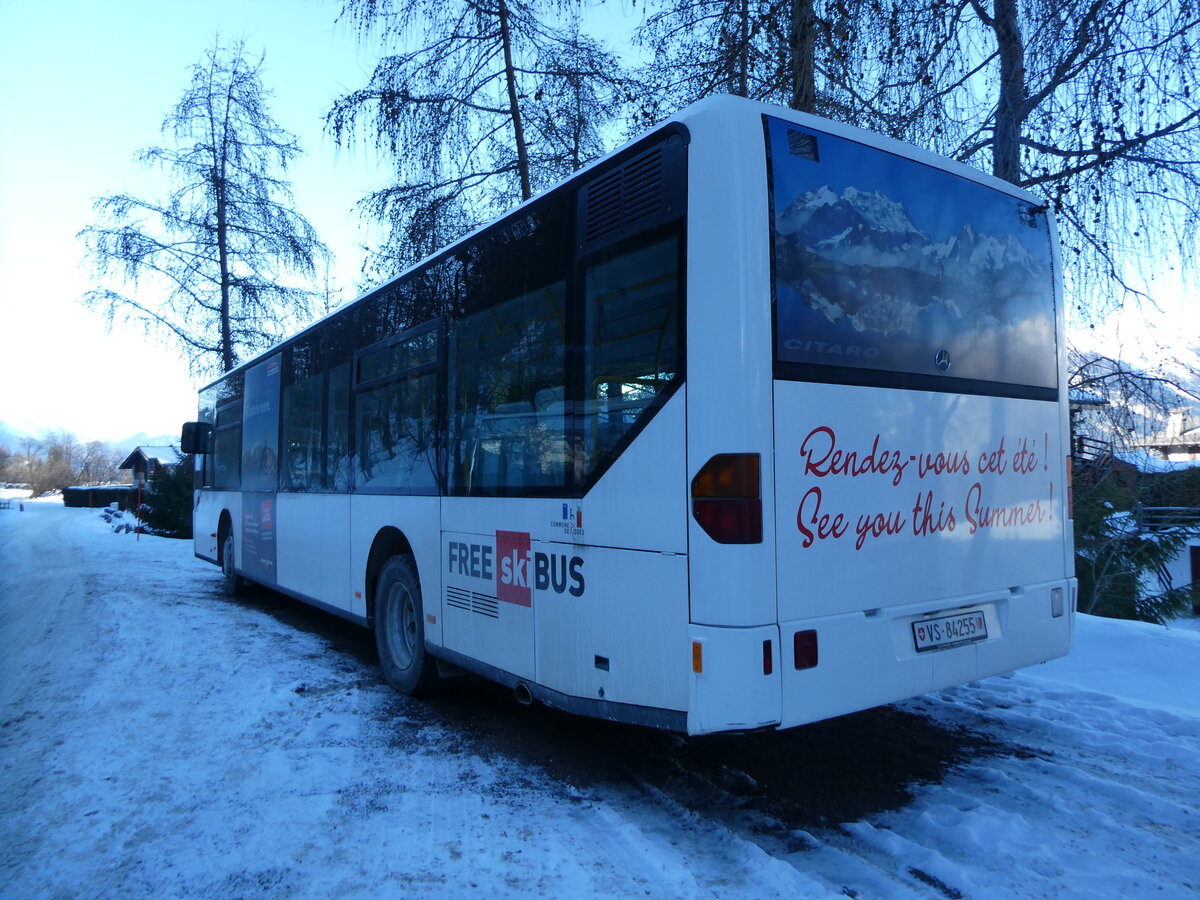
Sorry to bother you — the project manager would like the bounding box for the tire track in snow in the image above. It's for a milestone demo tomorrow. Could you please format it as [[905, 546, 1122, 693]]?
[[853, 676, 1200, 898]]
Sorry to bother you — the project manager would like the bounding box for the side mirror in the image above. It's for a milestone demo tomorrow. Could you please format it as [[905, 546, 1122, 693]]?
[[180, 421, 212, 455]]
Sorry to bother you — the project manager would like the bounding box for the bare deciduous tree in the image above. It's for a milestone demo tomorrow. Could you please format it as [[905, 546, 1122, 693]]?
[[633, 0, 905, 125], [634, 0, 802, 122], [835, 0, 1200, 320], [636, 0, 1198, 325], [79, 440, 123, 486], [328, 0, 630, 279]]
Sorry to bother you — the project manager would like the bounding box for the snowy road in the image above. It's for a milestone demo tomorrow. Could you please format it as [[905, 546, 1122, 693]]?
[[2, 499, 1198, 898]]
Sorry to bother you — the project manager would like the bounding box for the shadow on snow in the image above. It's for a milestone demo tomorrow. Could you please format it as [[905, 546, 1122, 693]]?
[[213, 577, 1003, 841]]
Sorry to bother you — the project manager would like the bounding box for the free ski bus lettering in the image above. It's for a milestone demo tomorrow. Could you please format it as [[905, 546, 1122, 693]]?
[[451, 531, 585, 605]]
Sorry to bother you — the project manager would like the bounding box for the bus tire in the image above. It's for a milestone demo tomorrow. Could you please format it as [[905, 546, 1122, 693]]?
[[221, 531, 248, 597], [375, 555, 437, 695]]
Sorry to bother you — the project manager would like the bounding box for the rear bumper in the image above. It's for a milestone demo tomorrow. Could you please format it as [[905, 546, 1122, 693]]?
[[775, 578, 1075, 730], [686, 578, 1074, 735], [687, 622, 782, 734]]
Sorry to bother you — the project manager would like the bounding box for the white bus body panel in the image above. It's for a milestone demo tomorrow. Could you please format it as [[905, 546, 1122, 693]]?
[[776, 382, 1069, 617], [194, 490, 239, 564], [440, 517, 537, 680], [352, 494, 442, 624], [682, 99, 778, 630], [276, 494, 351, 611], [570, 389, 689, 555], [438, 392, 690, 714], [536, 545, 689, 713], [774, 381, 1074, 728]]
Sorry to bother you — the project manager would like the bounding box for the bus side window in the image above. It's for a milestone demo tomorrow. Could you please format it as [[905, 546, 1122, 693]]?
[[197, 386, 219, 489], [325, 315, 354, 493], [355, 369, 440, 492], [582, 234, 680, 477], [353, 322, 442, 493], [450, 282, 569, 495], [212, 402, 243, 491], [326, 361, 351, 492], [282, 336, 324, 493]]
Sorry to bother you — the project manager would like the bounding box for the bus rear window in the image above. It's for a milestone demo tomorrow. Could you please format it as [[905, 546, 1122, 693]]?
[[765, 116, 1058, 396]]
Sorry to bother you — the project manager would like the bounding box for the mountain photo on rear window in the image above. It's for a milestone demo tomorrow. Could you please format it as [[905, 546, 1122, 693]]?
[[766, 116, 1058, 391]]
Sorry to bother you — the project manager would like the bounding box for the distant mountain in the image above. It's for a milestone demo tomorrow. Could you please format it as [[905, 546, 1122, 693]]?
[[0, 421, 177, 454], [111, 433, 180, 455], [0, 422, 35, 452]]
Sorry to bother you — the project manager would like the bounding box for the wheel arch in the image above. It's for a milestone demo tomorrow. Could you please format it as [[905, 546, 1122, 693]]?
[[366, 526, 415, 625]]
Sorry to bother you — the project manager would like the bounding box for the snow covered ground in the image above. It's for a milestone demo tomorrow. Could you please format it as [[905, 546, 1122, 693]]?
[[2, 496, 1198, 898]]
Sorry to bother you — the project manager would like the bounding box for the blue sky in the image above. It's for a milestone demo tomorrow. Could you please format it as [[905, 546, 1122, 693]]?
[[0, 0, 380, 441], [0, 2, 1192, 443]]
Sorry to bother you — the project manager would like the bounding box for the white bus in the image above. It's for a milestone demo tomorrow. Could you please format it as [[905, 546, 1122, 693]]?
[[182, 95, 1074, 735]]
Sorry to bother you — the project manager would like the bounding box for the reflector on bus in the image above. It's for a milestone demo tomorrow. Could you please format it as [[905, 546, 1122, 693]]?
[[793, 630, 818, 671]]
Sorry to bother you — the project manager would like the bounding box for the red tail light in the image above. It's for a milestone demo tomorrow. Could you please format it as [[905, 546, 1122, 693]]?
[[691, 453, 762, 544]]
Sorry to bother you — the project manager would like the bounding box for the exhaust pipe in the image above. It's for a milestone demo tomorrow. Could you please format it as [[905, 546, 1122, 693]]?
[[514, 682, 534, 706]]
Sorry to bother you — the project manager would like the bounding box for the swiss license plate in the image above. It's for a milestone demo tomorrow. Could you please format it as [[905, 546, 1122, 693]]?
[[912, 609, 988, 653]]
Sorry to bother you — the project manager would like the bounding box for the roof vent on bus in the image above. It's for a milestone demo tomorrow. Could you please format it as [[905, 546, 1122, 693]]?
[[577, 134, 686, 254]]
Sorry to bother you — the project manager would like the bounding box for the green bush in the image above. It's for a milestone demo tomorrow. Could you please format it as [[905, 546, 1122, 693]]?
[[138, 452, 195, 539], [1073, 473, 1198, 623]]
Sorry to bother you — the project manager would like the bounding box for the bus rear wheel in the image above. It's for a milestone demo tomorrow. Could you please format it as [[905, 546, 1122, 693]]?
[[375, 555, 437, 695], [221, 531, 248, 597]]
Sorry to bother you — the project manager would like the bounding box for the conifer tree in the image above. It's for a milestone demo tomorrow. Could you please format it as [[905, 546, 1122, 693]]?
[[81, 39, 329, 374]]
